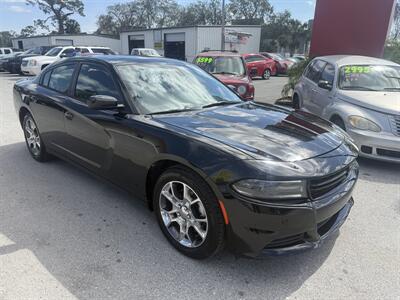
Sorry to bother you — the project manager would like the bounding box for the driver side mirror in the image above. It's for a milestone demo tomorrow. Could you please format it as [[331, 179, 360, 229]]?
[[87, 95, 123, 110], [318, 80, 333, 91]]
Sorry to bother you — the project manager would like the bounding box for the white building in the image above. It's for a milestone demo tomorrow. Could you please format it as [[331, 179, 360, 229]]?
[[120, 25, 261, 62], [12, 34, 121, 53]]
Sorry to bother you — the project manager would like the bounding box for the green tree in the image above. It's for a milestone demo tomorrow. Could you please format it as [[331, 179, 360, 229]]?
[[384, 39, 400, 64], [26, 0, 85, 34], [20, 25, 37, 37], [177, 0, 221, 26], [228, 0, 272, 24], [0, 31, 16, 47], [64, 19, 81, 34]]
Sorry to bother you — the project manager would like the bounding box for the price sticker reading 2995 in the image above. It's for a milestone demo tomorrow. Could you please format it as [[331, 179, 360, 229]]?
[[344, 65, 371, 74], [196, 57, 213, 64]]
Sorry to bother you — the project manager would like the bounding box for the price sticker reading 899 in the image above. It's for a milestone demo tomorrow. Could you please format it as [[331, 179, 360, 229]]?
[[196, 57, 213, 64], [344, 65, 371, 74]]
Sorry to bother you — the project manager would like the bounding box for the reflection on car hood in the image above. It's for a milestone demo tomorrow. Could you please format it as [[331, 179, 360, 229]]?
[[339, 90, 400, 115], [213, 74, 250, 85], [155, 102, 346, 162]]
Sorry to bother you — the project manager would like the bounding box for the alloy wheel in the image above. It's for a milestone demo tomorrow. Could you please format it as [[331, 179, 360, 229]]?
[[159, 181, 208, 248], [263, 69, 271, 79], [24, 116, 41, 156]]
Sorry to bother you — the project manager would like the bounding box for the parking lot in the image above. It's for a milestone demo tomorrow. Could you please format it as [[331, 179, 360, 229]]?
[[0, 72, 399, 300]]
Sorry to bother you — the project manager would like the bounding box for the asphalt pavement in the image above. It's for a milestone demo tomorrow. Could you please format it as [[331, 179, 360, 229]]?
[[0, 72, 399, 300]]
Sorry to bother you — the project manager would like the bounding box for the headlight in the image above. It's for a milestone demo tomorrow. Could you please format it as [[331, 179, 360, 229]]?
[[348, 115, 381, 132], [29, 60, 37, 66], [237, 85, 247, 95], [232, 179, 307, 200]]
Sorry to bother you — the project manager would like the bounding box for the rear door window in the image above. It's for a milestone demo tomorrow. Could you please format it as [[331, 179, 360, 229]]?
[[4, 49, 11, 54], [48, 64, 75, 93]]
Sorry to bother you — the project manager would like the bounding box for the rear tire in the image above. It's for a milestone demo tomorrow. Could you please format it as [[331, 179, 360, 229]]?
[[22, 114, 51, 162], [292, 93, 301, 109], [153, 166, 225, 259]]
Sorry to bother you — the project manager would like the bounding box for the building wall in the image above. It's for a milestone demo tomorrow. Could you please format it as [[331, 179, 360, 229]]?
[[120, 26, 261, 61], [310, 0, 395, 57], [12, 35, 121, 52], [197, 26, 261, 55]]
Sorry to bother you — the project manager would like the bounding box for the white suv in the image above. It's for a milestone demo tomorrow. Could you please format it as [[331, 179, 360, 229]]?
[[21, 46, 115, 75]]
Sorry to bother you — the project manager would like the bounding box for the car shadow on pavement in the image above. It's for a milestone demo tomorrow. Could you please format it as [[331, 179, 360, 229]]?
[[0, 142, 338, 299]]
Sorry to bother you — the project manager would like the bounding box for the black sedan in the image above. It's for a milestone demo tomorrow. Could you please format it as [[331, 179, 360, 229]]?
[[13, 56, 359, 259], [8, 46, 54, 74]]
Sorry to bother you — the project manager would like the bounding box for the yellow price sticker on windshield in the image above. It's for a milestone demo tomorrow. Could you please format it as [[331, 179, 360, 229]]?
[[344, 66, 371, 74], [196, 57, 213, 64]]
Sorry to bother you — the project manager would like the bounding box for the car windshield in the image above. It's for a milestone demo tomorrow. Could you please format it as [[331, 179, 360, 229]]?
[[271, 54, 285, 60], [92, 48, 116, 55], [139, 49, 160, 56], [45, 47, 62, 57], [194, 56, 245, 76], [117, 62, 242, 114], [339, 65, 400, 91]]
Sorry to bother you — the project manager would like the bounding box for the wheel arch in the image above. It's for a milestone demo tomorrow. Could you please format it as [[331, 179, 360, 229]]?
[[19, 106, 31, 126]]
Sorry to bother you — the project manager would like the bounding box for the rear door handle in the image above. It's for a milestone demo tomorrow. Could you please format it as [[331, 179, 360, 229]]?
[[65, 111, 74, 120]]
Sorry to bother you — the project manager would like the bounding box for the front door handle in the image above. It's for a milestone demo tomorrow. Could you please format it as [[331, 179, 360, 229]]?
[[65, 111, 74, 120]]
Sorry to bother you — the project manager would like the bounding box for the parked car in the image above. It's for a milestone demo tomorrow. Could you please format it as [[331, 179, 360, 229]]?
[[294, 55, 400, 163], [14, 55, 359, 259], [0, 51, 23, 71], [21, 46, 115, 75], [293, 54, 307, 61], [131, 48, 161, 57], [194, 50, 254, 100], [0, 47, 13, 59], [242, 53, 277, 79], [8, 46, 55, 74], [260, 52, 295, 75]]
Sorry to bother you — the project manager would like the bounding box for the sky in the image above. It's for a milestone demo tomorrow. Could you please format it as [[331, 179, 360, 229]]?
[[0, 0, 316, 34]]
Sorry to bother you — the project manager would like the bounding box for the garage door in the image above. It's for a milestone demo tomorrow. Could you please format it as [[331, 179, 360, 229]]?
[[129, 35, 145, 54], [164, 33, 185, 61]]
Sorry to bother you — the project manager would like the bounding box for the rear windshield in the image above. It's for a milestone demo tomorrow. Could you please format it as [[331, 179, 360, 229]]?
[[194, 56, 245, 76], [339, 65, 400, 92]]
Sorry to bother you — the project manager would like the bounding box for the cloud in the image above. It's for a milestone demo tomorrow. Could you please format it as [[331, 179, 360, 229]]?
[[8, 5, 31, 13], [306, 0, 316, 6]]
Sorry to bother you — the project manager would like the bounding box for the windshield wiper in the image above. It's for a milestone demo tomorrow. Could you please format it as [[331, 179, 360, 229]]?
[[341, 86, 378, 91], [149, 107, 200, 115], [202, 101, 241, 108], [383, 87, 400, 91], [212, 71, 237, 75]]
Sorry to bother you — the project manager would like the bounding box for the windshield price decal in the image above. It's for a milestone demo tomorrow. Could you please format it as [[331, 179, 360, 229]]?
[[196, 57, 213, 63], [344, 66, 371, 74]]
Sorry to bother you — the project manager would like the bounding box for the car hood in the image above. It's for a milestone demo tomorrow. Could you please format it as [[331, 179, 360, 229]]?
[[339, 90, 400, 115], [154, 102, 347, 162], [23, 55, 57, 63], [213, 74, 250, 85]]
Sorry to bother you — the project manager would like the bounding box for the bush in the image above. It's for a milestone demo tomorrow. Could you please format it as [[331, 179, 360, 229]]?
[[384, 40, 400, 64], [281, 58, 311, 98]]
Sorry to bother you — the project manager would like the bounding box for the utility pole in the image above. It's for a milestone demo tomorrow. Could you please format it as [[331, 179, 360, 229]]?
[[221, 0, 225, 50]]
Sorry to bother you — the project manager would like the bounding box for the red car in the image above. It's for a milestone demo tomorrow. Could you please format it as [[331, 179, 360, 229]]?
[[260, 52, 295, 75], [194, 51, 255, 100], [242, 53, 277, 79]]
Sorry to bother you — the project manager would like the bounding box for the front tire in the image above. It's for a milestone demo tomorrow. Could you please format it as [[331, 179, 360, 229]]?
[[153, 167, 225, 259], [23, 114, 50, 162], [262, 69, 271, 80]]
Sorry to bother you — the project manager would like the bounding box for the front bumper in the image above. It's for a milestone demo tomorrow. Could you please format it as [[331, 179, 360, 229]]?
[[348, 128, 400, 163], [21, 65, 41, 76], [222, 163, 358, 257]]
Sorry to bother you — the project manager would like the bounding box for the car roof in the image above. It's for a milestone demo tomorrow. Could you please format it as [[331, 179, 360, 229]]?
[[57, 55, 187, 66], [197, 51, 241, 57], [316, 55, 399, 67]]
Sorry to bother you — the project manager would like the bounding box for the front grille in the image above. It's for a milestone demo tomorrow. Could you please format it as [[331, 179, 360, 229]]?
[[21, 60, 28, 67], [389, 115, 400, 136], [265, 233, 304, 249], [377, 148, 400, 159], [309, 167, 349, 199]]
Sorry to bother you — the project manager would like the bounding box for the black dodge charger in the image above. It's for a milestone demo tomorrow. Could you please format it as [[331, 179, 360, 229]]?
[[13, 56, 359, 259]]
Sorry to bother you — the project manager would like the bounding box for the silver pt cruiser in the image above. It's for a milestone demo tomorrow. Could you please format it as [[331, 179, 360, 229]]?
[[294, 55, 400, 163]]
